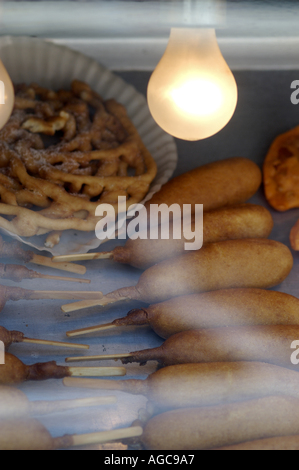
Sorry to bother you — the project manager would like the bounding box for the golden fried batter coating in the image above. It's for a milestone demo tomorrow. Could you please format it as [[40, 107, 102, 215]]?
[[263, 125, 299, 211]]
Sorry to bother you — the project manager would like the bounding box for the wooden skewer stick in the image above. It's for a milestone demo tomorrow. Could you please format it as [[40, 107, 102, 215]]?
[[0, 352, 127, 386], [0, 285, 104, 315], [0, 418, 143, 450], [67, 366, 127, 377], [51, 229, 120, 264], [65, 354, 133, 363], [31, 254, 86, 275], [0, 235, 86, 275], [0, 325, 90, 351], [32, 274, 91, 284], [63, 377, 125, 390], [0, 386, 117, 419], [22, 338, 90, 350], [66, 426, 143, 449], [30, 395, 117, 416], [66, 323, 117, 338], [61, 296, 128, 313], [28, 290, 103, 301], [53, 252, 113, 263]]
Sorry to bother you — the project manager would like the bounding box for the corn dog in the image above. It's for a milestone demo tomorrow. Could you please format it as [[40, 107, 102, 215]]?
[[81, 325, 299, 370], [63, 361, 299, 411], [143, 156, 262, 213], [61, 238, 293, 313], [141, 396, 299, 450], [66, 288, 299, 340], [105, 203, 274, 269], [127, 238, 293, 304], [54, 203, 273, 270]]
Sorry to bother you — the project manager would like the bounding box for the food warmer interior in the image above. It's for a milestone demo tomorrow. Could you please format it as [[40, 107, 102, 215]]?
[[1, 0, 299, 452]]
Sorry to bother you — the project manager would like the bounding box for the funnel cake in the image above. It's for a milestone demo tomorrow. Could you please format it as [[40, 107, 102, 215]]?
[[0, 80, 157, 244]]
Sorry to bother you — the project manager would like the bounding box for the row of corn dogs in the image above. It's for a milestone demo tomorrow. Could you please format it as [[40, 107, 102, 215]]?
[[50, 156, 299, 450], [1, 156, 298, 450]]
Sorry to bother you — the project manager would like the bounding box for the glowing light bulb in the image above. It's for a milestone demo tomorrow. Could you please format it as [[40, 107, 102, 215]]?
[[147, 28, 238, 141], [0, 60, 14, 130]]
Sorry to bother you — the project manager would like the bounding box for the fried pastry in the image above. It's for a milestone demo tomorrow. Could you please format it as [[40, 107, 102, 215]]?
[[0, 80, 157, 244], [263, 124, 299, 211]]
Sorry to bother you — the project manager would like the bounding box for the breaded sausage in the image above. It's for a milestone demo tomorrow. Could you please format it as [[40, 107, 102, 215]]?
[[120, 325, 299, 370], [112, 204, 274, 269], [141, 396, 299, 450], [62, 239, 293, 314], [110, 239, 293, 304], [90, 288, 299, 340], [144, 157, 262, 212], [63, 361, 299, 411]]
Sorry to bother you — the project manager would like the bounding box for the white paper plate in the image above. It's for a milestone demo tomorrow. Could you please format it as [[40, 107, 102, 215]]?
[[0, 36, 178, 255]]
